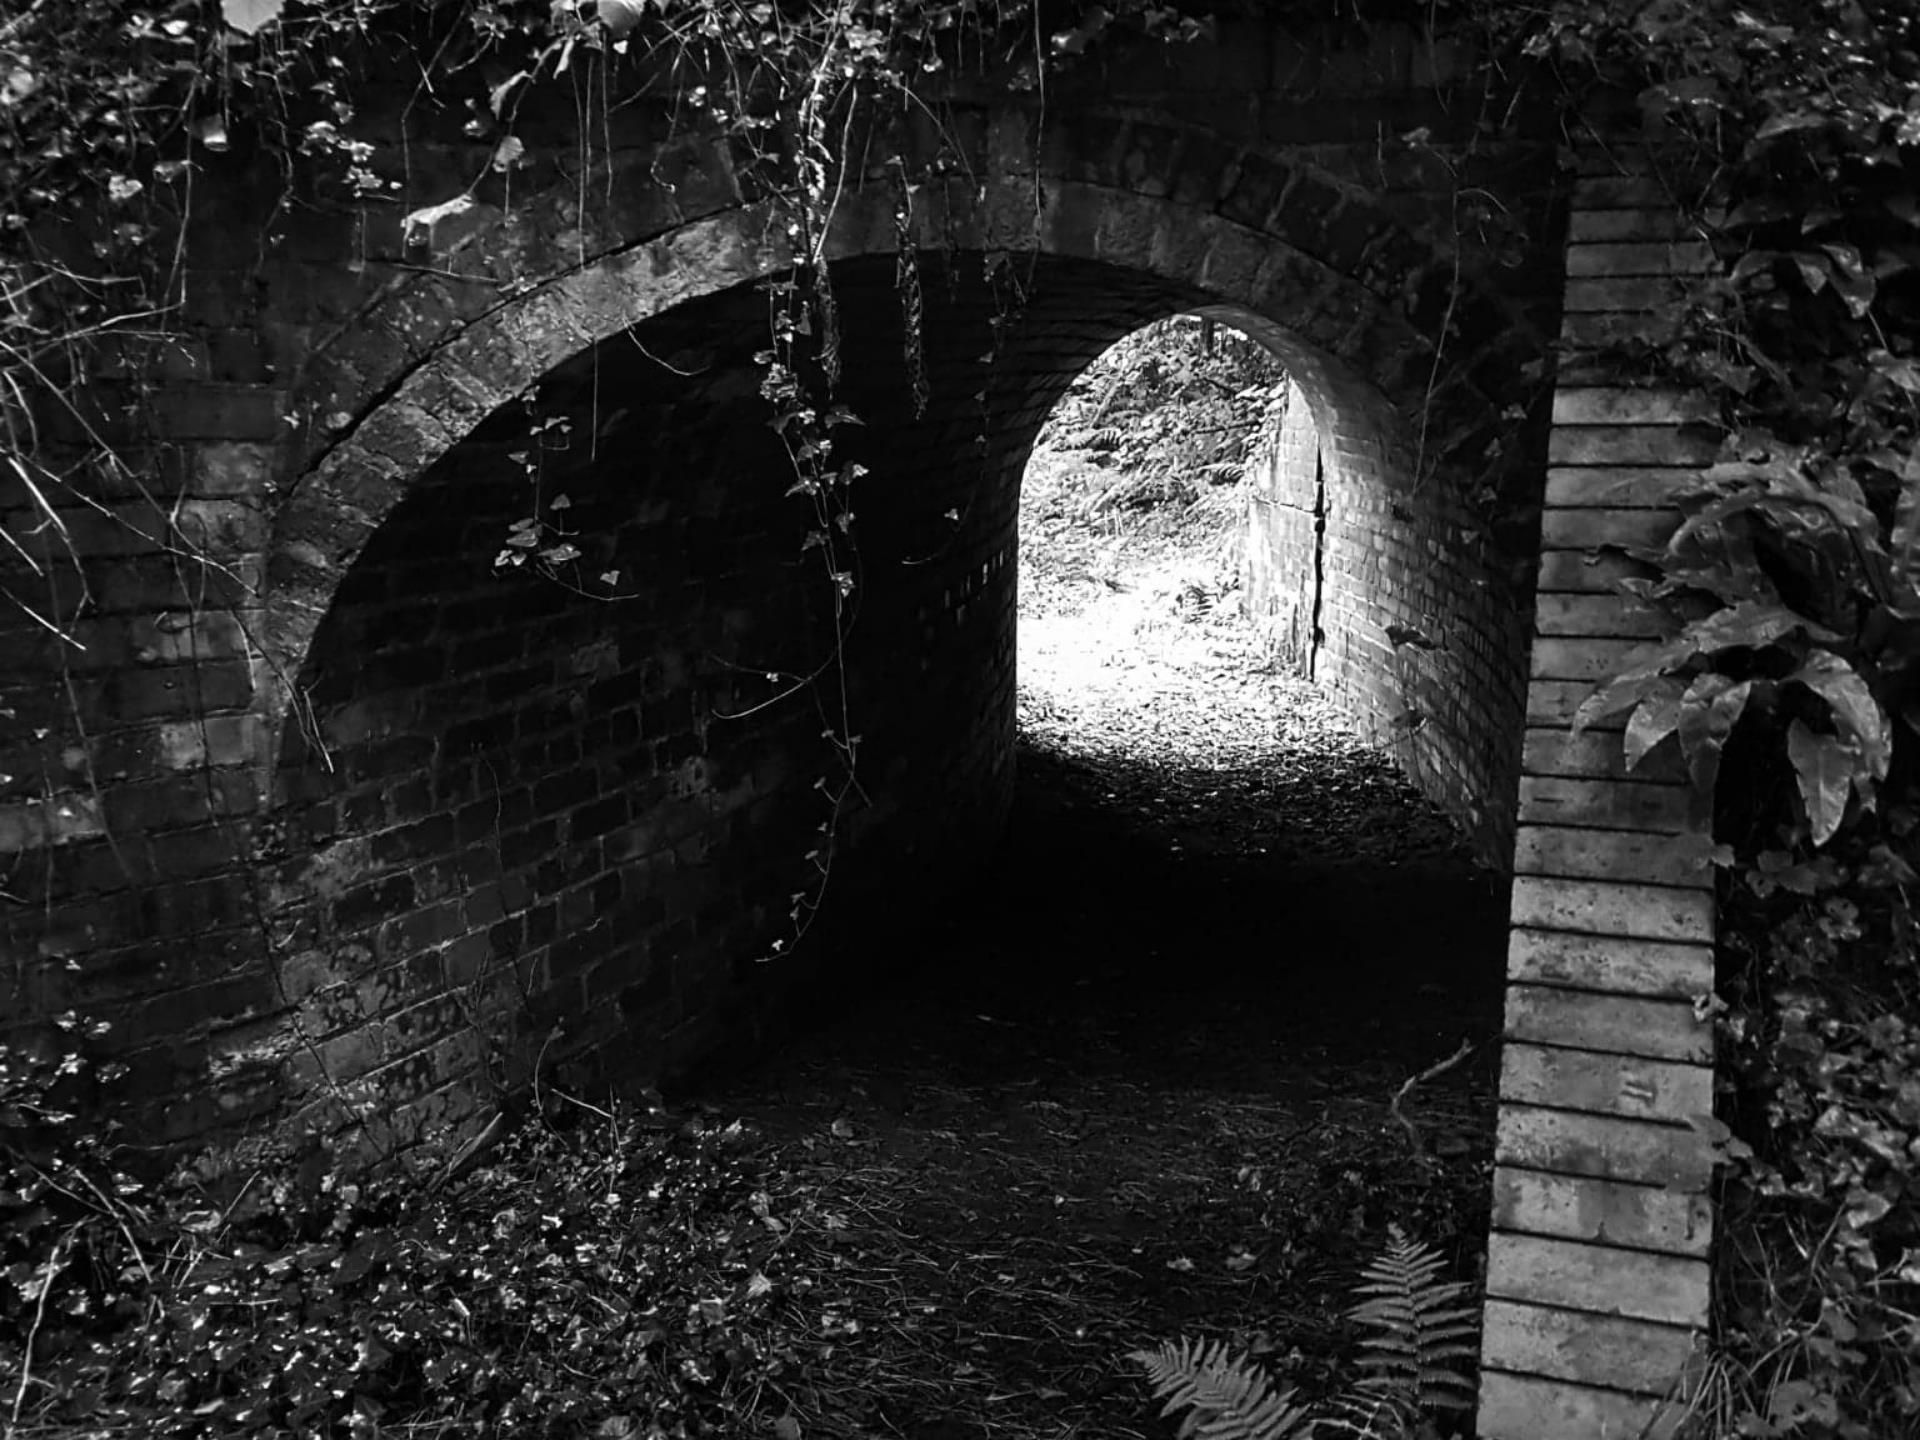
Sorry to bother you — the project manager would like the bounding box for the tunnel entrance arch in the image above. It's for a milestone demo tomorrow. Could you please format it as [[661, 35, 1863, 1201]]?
[[255, 159, 1549, 1157]]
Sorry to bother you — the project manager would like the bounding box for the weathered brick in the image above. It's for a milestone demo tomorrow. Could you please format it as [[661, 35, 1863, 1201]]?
[[148, 385, 291, 441]]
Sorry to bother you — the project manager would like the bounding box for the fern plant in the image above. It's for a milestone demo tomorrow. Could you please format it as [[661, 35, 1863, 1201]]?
[[1129, 1336, 1320, 1440], [1128, 1229, 1480, 1440], [1332, 1226, 1480, 1432]]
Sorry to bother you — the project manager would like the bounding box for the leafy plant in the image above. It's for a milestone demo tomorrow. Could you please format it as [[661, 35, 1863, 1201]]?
[[1519, 2, 1920, 1435], [1131, 1335, 1321, 1440], [1570, 434, 1915, 846], [1129, 1228, 1478, 1440], [1338, 1225, 1479, 1423]]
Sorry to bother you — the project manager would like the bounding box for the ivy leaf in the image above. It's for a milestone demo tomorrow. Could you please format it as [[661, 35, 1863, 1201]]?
[[1893, 468, 1920, 591], [1623, 677, 1685, 769], [1657, 599, 1835, 660], [597, 0, 654, 37], [1788, 719, 1856, 846], [1051, 6, 1113, 55], [1677, 674, 1751, 790], [1844, 1187, 1893, 1229], [222, 0, 285, 36], [1766, 1379, 1835, 1429], [491, 136, 525, 172], [1787, 651, 1891, 786], [1753, 109, 1827, 144], [1821, 246, 1876, 317], [1871, 352, 1920, 395], [1573, 661, 1680, 736], [489, 72, 530, 119], [1820, 242, 1866, 280], [401, 195, 476, 249], [1791, 253, 1829, 294]]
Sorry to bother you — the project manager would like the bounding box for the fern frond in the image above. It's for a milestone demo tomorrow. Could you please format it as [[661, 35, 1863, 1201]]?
[[1316, 1388, 1416, 1439], [1345, 1226, 1481, 1415], [1128, 1337, 1319, 1440]]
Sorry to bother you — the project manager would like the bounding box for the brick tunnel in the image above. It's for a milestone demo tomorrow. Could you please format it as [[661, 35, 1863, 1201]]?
[[0, 6, 1583, 1157], [0, 15, 1744, 1431], [255, 222, 1550, 1152]]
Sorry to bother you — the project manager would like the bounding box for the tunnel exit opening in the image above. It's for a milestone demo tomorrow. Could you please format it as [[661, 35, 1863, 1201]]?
[[1016, 313, 1290, 732], [1009, 311, 1472, 877]]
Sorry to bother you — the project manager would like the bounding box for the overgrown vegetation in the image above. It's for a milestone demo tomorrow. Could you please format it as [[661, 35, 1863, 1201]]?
[[1019, 314, 1288, 625], [1132, 1228, 1479, 1439], [3, 933, 1500, 1437], [1543, 2, 1920, 1434], [1038, 317, 1291, 509], [5, 1044, 808, 1437]]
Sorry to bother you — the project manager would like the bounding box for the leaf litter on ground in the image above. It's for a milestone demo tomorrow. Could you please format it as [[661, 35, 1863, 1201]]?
[[7, 320, 1506, 1440]]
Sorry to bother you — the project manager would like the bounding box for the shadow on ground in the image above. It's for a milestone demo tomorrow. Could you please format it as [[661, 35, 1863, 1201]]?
[[670, 732, 1510, 1440]]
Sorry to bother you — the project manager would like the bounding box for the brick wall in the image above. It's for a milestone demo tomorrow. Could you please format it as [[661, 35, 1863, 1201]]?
[[258, 394, 829, 1153], [240, 262, 1085, 1155], [1242, 375, 1546, 865], [1, 31, 1565, 1154]]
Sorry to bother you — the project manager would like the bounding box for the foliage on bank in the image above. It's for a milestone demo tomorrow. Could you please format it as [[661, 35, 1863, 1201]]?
[[1540, 2, 1920, 1434]]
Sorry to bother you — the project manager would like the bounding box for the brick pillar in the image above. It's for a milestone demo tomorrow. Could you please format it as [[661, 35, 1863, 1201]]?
[[1476, 155, 1718, 1439]]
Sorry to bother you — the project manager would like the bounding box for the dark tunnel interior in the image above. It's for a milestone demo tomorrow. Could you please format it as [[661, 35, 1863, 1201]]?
[[263, 249, 1524, 1147]]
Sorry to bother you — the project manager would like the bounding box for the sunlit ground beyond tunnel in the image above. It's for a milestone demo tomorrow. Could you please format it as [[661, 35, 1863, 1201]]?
[[1013, 316, 1469, 870], [673, 317, 1512, 1440]]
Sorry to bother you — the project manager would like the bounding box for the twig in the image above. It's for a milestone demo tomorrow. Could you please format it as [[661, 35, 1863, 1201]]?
[[430, 1106, 513, 1193], [1389, 1038, 1474, 1164], [10, 1222, 76, 1427]]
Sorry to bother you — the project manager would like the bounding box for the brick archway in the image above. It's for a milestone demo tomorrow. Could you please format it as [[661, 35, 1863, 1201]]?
[[264, 158, 1520, 776], [7, 68, 1566, 1171]]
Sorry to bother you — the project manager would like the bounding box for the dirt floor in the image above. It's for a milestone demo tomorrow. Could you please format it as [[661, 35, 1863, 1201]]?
[[668, 445, 1511, 1439]]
